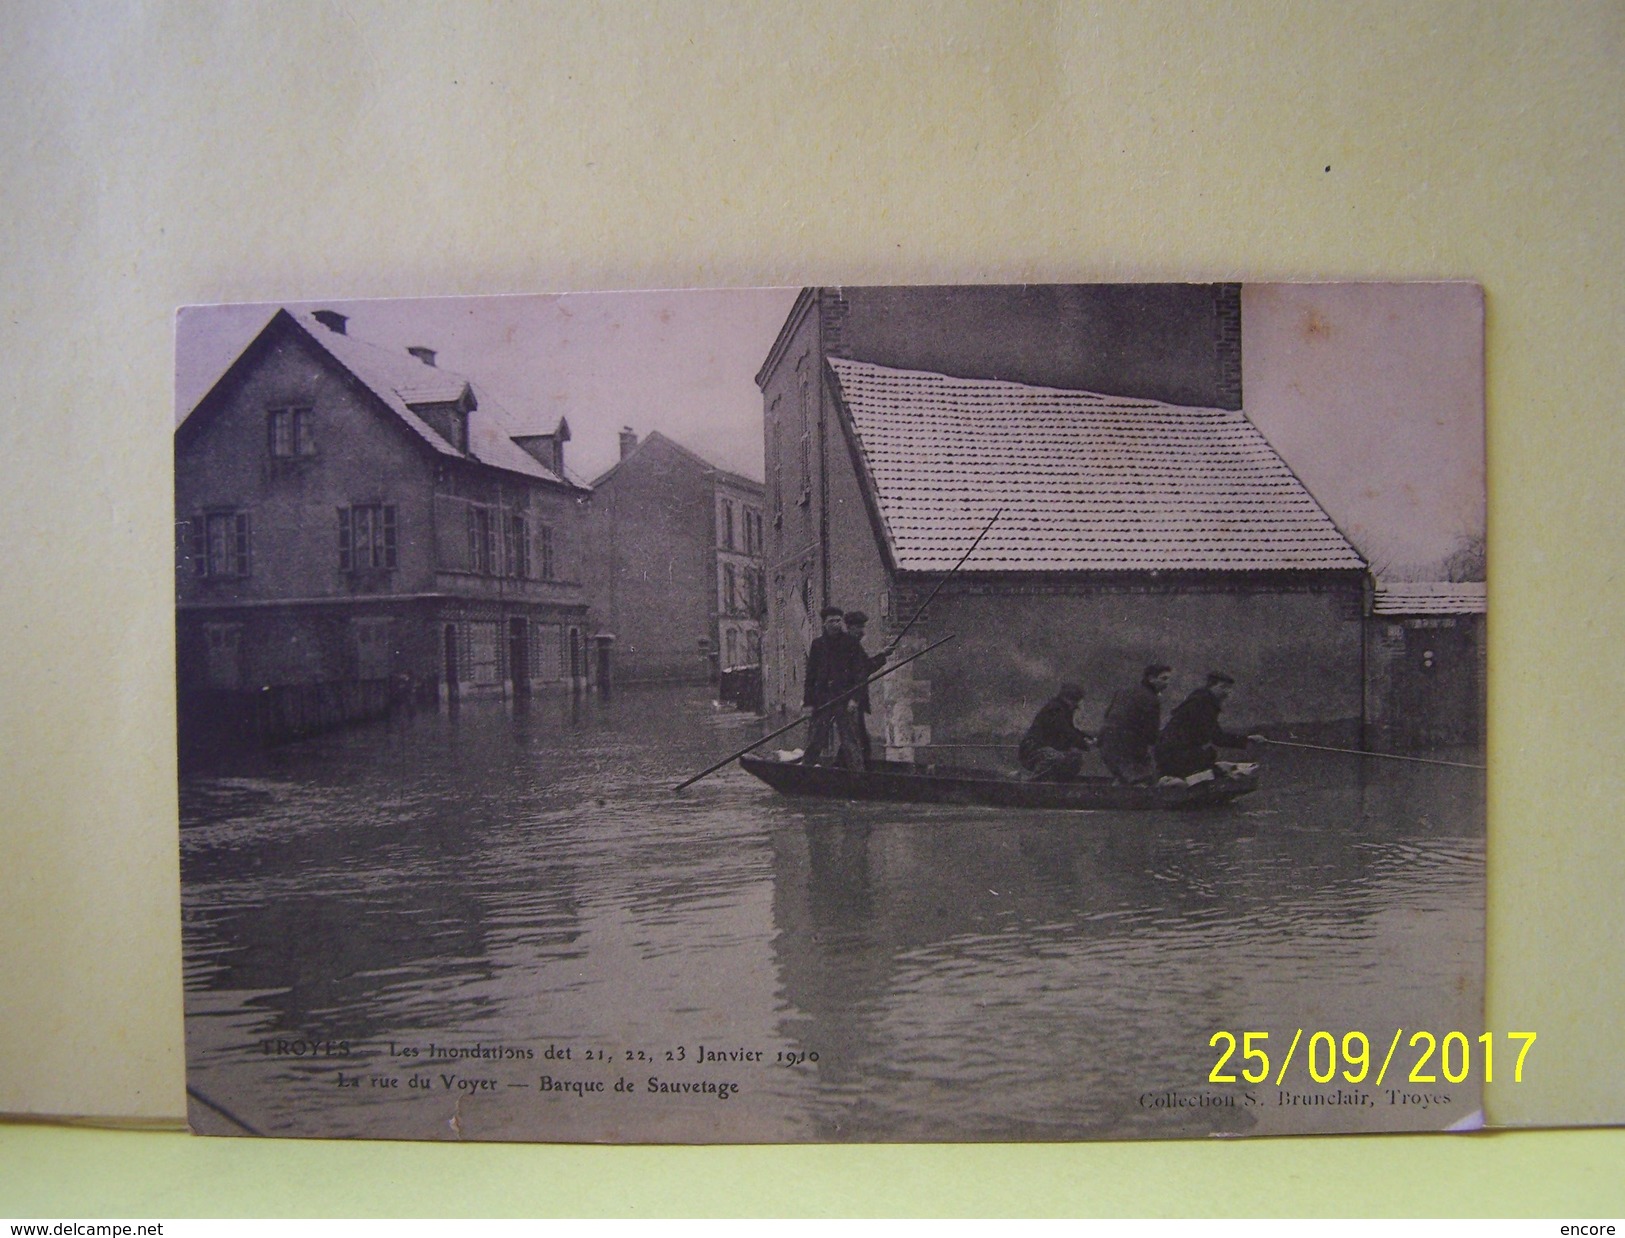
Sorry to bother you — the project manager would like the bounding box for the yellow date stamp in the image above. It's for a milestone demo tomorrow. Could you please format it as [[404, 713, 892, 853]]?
[[1208, 1029, 1535, 1087]]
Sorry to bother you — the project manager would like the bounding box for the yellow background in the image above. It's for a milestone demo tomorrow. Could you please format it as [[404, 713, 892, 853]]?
[[2, 0, 1621, 1215]]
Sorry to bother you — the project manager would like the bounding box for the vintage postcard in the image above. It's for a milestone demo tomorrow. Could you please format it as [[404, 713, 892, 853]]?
[[177, 284, 1486, 1141]]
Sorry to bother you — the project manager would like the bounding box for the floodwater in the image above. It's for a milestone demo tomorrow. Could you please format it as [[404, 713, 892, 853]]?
[[181, 684, 1484, 1143]]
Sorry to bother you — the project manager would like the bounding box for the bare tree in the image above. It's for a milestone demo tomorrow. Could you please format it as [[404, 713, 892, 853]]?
[[1442, 532, 1487, 582]]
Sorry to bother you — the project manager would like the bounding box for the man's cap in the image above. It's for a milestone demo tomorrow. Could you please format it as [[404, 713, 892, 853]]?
[[843, 610, 869, 625], [1058, 682, 1085, 702], [1206, 671, 1236, 686], [820, 605, 844, 619]]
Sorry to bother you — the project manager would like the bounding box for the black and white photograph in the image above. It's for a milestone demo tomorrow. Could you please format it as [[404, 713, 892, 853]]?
[[176, 283, 1486, 1143]]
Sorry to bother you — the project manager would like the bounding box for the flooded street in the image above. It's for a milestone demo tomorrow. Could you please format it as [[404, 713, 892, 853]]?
[[182, 683, 1484, 1143]]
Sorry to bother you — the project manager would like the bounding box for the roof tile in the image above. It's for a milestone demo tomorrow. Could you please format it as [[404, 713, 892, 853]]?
[[829, 358, 1364, 572]]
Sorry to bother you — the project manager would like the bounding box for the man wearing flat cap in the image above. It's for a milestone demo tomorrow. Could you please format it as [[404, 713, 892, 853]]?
[[1018, 682, 1096, 782], [802, 606, 864, 768]]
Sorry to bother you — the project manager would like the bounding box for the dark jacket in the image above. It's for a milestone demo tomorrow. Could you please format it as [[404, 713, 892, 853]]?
[[1155, 687, 1248, 777], [847, 638, 887, 713], [1019, 696, 1092, 766], [1098, 682, 1162, 767], [802, 636, 851, 705], [804, 632, 871, 708]]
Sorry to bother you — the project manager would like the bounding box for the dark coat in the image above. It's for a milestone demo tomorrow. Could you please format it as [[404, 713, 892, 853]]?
[[1098, 682, 1163, 767], [1155, 687, 1249, 777], [1019, 695, 1093, 767], [804, 632, 872, 708], [802, 630, 851, 708], [847, 637, 887, 713]]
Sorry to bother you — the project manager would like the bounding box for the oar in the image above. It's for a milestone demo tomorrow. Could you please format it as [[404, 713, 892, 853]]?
[[673, 634, 956, 792], [881, 508, 1002, 659], [1253, 737, 1485, 771]]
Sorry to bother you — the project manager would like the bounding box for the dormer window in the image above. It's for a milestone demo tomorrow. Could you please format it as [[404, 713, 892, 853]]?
[[409, 400, 469, 453], [269, 406, 315, 457]]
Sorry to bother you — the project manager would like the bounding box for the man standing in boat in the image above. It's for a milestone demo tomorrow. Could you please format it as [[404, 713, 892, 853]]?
[[1155, 671, 1260, 779], [1098, 663, 1173, 784], [1018, 682, 1096, 782], [802, 606, 866, 769], [843, 610, 888, 764]]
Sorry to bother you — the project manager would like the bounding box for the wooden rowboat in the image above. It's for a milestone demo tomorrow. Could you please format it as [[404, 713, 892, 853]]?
[[738, 752, 1259, 811]]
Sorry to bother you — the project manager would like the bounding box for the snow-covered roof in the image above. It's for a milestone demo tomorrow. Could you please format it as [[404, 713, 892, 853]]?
[[289, 311, 578, 488], [827, 357, 1365, 573], [1372, 582, 1487, 615]]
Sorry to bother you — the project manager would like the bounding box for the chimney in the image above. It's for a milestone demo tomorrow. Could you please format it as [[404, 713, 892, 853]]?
[[619, 427, 638, 459], [1214, 283, 1243, 410], [311, 309, 348, 335], [407, 346, 437, 367]]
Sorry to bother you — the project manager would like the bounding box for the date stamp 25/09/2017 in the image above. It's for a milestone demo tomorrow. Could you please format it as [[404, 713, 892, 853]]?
[[1208, 1029, 1534, 1088]]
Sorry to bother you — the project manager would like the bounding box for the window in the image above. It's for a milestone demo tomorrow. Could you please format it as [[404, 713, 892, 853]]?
[[340, 504, 397, 571], [268, 406, 315, 457], [532, 623, 564, 682], [468, 621, 499, 684], [538, 524, 556, 581], [724, 564, 737, 614], [466, 506, 495, 574], [507, 512, 530, 578], [203, 623, 243, 688], [191, 511, 250, 577], [723, 501, 735, 551]]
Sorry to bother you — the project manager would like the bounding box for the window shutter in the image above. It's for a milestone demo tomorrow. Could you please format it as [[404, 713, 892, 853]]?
[[338, 507, 352, 571], [382, 505, 397, 569], [190, 514, 206, 576], [235, 512, 251, 577]]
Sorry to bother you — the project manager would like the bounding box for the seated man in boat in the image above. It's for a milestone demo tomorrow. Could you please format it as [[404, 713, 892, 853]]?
[[843, 610, 888, 764], [1098, 663, 1172, 784], [1154, 672, 1260, 781], [1018, 682, 1096, 782], [802, 606, 865, 769]]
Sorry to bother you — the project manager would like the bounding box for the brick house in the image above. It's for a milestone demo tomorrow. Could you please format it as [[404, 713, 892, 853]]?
[[175, 308, 595, 742], [586, 429, 766, 686], [756, 286, 1369, 761]]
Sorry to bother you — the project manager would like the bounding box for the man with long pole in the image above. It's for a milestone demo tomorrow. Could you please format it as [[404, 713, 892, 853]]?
[[672, 636, 955, 792]]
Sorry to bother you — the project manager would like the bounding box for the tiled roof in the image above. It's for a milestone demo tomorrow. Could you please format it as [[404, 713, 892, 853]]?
[[827, 358, 1365, 572], [292, 312, 577, 488], [1372, 582, 1486, 615]]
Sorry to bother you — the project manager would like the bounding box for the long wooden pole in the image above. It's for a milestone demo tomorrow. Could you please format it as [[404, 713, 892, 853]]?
[[1253, 737, 1485, 771], [882, 508, 1002, 658], [673, 635, 956, 792]]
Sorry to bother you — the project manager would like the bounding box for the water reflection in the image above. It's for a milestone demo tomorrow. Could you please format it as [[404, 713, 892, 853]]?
[[182, 684, 1483, 1142]]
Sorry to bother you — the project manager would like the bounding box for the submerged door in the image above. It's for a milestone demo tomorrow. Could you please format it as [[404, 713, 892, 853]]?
[[509, 617, 529, 697], [443, 624, 459, 699], [1392, 622, 1476, 748]]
